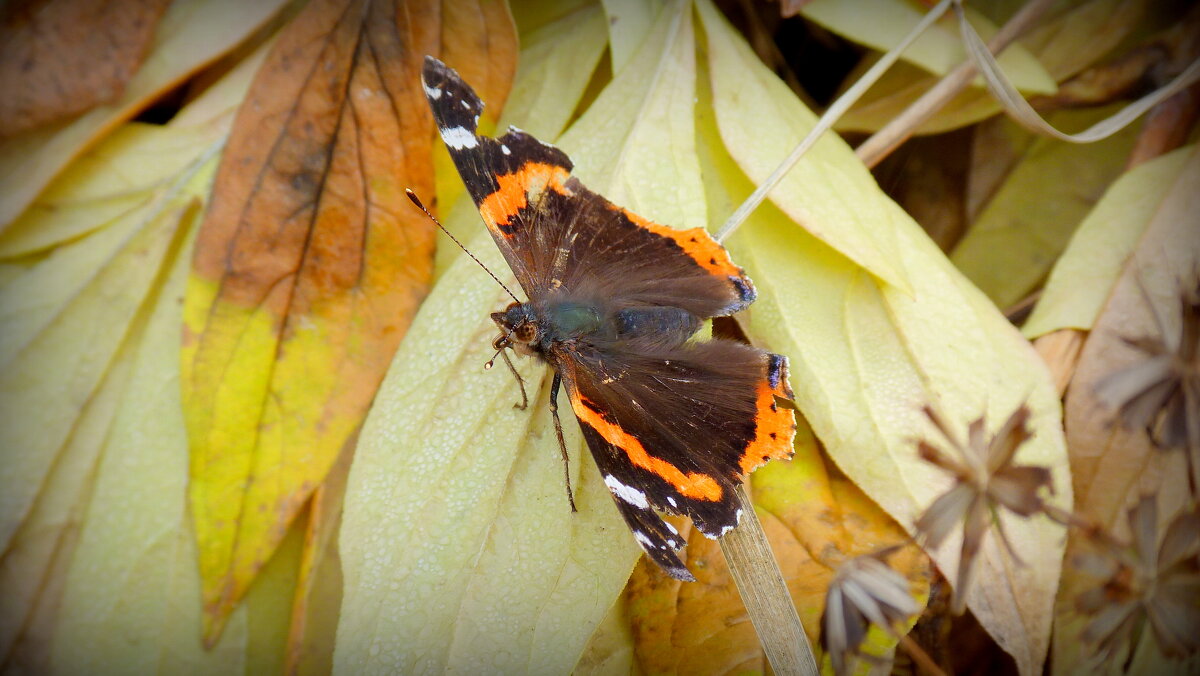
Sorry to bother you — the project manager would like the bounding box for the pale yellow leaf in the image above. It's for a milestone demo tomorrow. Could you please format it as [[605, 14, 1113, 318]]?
[[560, 0, 706, 229], [0, 180, 201, 552], [1023, 145, 1195, 338], [49, 214, 252, 673], [0, 0, 288, 230], [0, 327, 135, 661], [601, 0, 664, 73], [950, 106, 1141, 309], [699, 0, 911, 291], [573, 599, 638, 676]]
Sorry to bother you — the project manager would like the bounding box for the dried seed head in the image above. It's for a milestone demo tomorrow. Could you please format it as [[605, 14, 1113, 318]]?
[[820, 549, 921, 676], [1075, 496, 1200, 664], [1096, 276, 1200, 452], [914, 405, 1053, 613]]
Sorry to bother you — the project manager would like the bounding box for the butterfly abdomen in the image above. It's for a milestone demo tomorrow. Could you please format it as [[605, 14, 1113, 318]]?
[[613, 307, 700, 343]]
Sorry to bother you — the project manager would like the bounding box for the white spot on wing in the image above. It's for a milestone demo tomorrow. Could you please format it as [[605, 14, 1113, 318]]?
[[422, 83, 442, 100], [461, 99, 471, 109], [501, 145, 511, 155], [440, 126, 477, 150], [633, 531, 656, 550], [605, 475, 649, 509], [717, 509, 744, 537], [667, 496, 677, 508]]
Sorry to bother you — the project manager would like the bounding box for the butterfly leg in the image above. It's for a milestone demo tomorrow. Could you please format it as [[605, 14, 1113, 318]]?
[[549, 372, 578, 512], [497, 348, 528, 410]]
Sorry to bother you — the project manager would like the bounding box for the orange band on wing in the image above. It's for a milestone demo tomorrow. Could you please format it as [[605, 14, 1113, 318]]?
[[479, 162, 571, 236], [613, 205, 742, 278], [739, 359, 797, 476], [571, 393, 724, 502]]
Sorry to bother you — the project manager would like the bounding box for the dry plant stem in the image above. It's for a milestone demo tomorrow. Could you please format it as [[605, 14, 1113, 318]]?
[[856, 0, 1059, 169], [1126, 82, 1200, 169], [714, 0, 953, 243], [895, 631, 949, 676], [1032, 329, 1085, 396], [720, 485, 819, 676]]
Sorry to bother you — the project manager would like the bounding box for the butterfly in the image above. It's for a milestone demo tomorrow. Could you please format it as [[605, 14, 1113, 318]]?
[[419, 56, 796, 581]]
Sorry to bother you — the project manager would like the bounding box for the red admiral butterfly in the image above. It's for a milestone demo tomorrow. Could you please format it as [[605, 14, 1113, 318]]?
[[419, 56, 795, 581]]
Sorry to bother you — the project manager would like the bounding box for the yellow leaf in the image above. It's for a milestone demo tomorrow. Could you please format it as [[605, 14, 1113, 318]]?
[[696, 4, 1071, 672], [802, 0, 1055, 92], [0, 176, 202, 553], [1053, 144, 1200, 674], [0, 41, 269, 663], [698, 0, 910, 292], [285, 446, 354, 676], [601, 0, 665, 73], [1023, 145, 1195, 338], [182, 0, 518, 642], [560, 0, 705, 228], [0, 0, 289, 230], [0, 320, 135, 662], [950, 106, 1141, 309], [573, 599, 638, 676], [335, 2, 705, 672]]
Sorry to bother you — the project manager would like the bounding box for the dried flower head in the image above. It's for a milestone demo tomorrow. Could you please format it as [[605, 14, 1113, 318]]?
[[1075, 497, 1200, 667], [820, 549, 921, 676], [1095, 276, 1200, 452], [914, 405, 1053, 613], [1075, 496, 1200, 665]]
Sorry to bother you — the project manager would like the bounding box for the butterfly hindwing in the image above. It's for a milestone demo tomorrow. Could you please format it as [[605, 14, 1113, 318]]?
[[559, 339, 796, 578]]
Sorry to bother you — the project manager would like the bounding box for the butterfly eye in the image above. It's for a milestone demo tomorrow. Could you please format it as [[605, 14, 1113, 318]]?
[[515, 322, 538, 343]]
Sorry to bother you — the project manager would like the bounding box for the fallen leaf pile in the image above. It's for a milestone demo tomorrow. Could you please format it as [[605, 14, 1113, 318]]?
[[0, 0, 1196, 674]]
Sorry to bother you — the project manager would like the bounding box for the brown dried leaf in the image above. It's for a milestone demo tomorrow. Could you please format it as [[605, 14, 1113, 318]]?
[[0, 0, 171, 137], [1054, 145, 1200, 673], [0, 0, 289, 230], [182, 0, 517, 643]]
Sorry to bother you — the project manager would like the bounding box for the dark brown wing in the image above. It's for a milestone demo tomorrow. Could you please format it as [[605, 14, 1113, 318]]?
[[421, 56, 754, 317], [555, 338, 796, 579]]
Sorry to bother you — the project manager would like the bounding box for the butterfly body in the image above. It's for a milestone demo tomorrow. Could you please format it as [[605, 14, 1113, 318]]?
[[423, 57, 796, 581]]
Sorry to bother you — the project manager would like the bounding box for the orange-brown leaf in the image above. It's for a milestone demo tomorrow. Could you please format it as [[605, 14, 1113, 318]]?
[[0, 0, 171, 137], [182, 0, 516, 644]]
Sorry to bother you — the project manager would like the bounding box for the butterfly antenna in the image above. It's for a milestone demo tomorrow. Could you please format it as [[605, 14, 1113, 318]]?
[[405, 189, 521, 303]]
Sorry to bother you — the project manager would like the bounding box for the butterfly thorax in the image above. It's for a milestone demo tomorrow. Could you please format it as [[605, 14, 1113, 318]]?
[[491, 299, 702, 360]]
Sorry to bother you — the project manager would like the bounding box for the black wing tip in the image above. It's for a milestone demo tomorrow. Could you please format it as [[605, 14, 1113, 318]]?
[[420, 56, 484, 131]]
